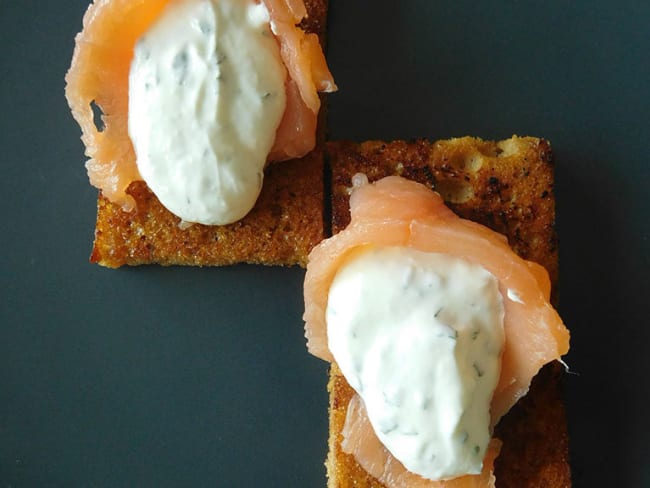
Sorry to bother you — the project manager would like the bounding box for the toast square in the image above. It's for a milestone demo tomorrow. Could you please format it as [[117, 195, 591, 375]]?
[[325, 136, 570, 487], [88, 0, 329, 268]]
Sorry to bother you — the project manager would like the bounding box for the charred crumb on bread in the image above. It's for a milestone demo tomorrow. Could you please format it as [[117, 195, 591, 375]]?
[[326, 136, 570, 487], [92, 149, 324, 268], [299, 0, 329, 44]]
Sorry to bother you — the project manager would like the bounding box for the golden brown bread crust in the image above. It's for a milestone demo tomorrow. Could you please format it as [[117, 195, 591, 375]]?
[[329, 137, 558, 292], [90, 0, 330, 268], [92, 149, 324, 268], [325, 136, 570, 487]]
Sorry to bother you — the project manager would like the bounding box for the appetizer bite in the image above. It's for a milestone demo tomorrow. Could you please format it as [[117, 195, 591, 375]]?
[[305, 137, 571, 487], [65, 0, 335, 266]]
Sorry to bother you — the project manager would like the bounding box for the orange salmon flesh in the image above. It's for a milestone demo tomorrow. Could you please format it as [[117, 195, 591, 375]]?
[[303, 175, 570, 486], [65, 0, 335, 211]]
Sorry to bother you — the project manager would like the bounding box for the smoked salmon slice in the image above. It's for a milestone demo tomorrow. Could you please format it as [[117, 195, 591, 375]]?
[[65, 0, 169, 211], [66, 0, 335, 212], [303, 175, 570, 484], [268, 78, 317, 161]]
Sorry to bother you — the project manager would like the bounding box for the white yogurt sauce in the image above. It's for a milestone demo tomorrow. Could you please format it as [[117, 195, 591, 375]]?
[[326, 246, 505, 480], [128, 0, 286, 225]]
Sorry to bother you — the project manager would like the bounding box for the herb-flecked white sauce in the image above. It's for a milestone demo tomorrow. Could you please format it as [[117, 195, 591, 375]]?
[[326, 246, 505, 480], [128, 0, 286, 225]]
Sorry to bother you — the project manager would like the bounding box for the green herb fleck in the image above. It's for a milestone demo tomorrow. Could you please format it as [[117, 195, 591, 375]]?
[[401, 430, 418, 436], [473, 362, 484, 377]]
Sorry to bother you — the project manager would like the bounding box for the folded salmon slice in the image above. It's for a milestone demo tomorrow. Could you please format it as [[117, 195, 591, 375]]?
[[65, 0, 335, 211], [65, 0, 168, 210], [303, 175, 570, 485]]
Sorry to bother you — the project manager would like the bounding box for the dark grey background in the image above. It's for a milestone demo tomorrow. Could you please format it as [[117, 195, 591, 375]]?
[[1, 0, 648, 486]]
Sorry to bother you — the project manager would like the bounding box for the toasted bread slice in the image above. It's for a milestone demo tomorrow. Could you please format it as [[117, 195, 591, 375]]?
[[89, 0, 329, 268], [325, 136, 570, 487], [92, 148, 325, 268]]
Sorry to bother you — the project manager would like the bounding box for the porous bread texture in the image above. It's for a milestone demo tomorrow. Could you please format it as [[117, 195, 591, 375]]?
[[89, 0, 329, 268], [329, 137, 558, 292], [92, 149, 324, 268], [325, 136, 570, 487]]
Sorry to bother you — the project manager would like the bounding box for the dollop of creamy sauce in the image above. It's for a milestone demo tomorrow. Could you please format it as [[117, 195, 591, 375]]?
[[129, 0, 286, 225], [326, 246, 505, 480]]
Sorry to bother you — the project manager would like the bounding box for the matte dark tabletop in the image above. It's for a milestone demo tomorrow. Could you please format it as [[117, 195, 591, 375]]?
[[2, 1, 648, 486]]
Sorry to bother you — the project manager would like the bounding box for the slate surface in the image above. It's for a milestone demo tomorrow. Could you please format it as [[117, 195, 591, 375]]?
[[1, 1, 648, 486]]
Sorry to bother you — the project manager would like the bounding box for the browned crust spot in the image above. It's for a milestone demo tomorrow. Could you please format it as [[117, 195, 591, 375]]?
[[300, 0, 329, 44]]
